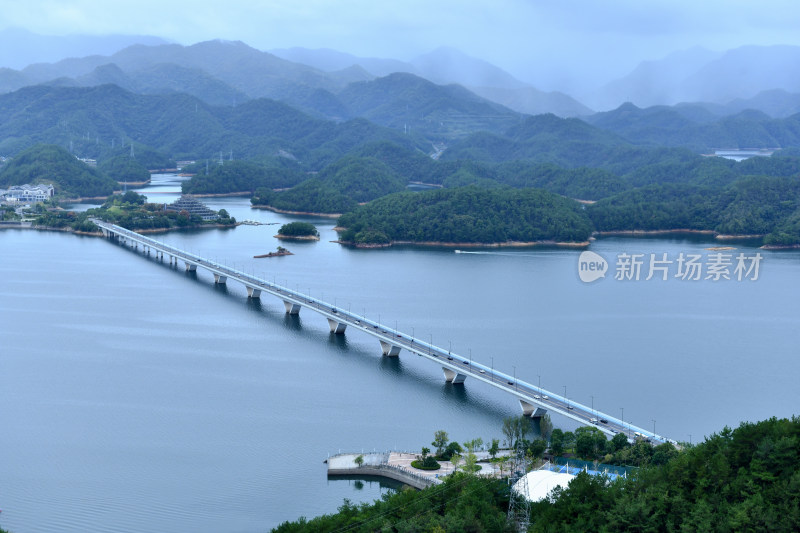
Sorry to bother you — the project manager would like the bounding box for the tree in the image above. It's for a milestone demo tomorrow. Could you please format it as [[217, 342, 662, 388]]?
[[502, 417, 516, 448], [354, 455, 364, 468], [528, 439, 547, 459], [432, 430, 449, 457], [450, 453, 462, 472], [461, 438, 484, 474], [489, 438, 500, 459], [550, 428, 565, 456], [539, 414, 554, 441], [440, 441, 463, 461], [611, 432, 629, 452], [575, 426, 609, 460]]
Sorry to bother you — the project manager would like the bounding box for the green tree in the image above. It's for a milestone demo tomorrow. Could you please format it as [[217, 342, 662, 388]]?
[[489, 438, 500, 459], [432, 430, 449, 457], [611, 432, 629, 452], [539, 414, 554, 441], [550, 428, 565, 456], [354, 454, 364, 468], [528, 439, 547, 459]]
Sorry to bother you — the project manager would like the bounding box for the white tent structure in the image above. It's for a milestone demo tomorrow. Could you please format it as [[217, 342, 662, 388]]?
[[512, 470, 576, 502]]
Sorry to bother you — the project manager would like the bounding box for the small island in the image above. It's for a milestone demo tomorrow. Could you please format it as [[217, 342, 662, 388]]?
[[254, 246, 293, 258], [275, 221, 320, 240]]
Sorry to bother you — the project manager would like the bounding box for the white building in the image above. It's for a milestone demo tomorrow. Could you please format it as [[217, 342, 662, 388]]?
[[512, 470, 576, 502], [2, 184, 55, 203]]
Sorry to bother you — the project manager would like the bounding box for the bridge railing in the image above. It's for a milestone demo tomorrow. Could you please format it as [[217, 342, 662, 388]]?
[[94, 219, 668, 444]]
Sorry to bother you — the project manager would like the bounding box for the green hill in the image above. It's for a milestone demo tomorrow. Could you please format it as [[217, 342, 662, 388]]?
[[96, 154, 150, 183], [336, 72, 521, 139], [586, 102, 800, 150], [587, 175, 800, 243], [0, 84, 425, 168], [337, 186, 593, 245], [0, 143, 117, 197], [183, 160, 307, 194], [316, 155, 407, 202]]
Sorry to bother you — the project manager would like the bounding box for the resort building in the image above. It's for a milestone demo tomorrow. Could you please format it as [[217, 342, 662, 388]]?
[[1, 184, 55, 204]]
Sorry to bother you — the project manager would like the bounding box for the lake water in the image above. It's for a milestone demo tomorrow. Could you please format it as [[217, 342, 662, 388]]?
[[2, 175, 799, 532]]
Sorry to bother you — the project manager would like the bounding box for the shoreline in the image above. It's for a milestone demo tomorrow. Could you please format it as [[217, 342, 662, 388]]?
[[183, 191, 251, 198], [0, 222, 235, 236], [251, 205, 341, 218], [117, 179, 151, 187], [254, 250, 294, 258], [594, 229, 717, 237], [275, 234, 320, 241], [594, 229, 765, 240], [335, 239, 590, 249]]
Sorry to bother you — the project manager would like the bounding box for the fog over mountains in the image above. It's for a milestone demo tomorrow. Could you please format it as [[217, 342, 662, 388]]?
[[0, 27, 167, 70], [2, 28, 800, 124]]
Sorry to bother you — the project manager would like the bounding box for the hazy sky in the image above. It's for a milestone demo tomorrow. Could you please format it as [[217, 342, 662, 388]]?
[[2, 0, 799, 90]]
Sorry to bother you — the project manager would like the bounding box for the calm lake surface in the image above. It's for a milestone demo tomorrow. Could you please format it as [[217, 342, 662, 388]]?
[[2, 174, 799, 532]]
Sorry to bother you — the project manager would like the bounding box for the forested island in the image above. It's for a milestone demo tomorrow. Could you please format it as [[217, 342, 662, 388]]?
[[336, 186, 593, 247], [276, 221, 320, 240], [274, 416, 800, 532], [30, 191, 235, 233]]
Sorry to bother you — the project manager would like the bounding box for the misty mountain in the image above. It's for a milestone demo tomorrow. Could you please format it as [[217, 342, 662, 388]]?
[[441, 113, 633, 166], [409, 47, 528, 90], [270, 47, 411, 77], [0, 84, 425, 168], [589, 46, 722, 110], [585, 102, 800, 150], [469, 85, 592, 117], [62, 63, 250, 107], [334, 72, 522, 139], [271, 45, 530, 90], [271, 45, 589, 117], [0, 67, 33, 93], [0, 27, 167, 70], [709, 89, 800, 119], [681, 45, 800, 103], [592, 45, 800, 112], [11, 40, 342, 101]]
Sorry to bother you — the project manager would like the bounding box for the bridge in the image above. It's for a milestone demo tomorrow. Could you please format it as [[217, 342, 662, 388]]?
[[93, 219, 671, 445]]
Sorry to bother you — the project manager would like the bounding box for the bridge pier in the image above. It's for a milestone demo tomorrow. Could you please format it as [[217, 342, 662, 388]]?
[[247, 287, 262, 298], [519, 400, 547, 418], [380, 340, 401, 357], [184, 261, 196, 271], [327, 319, 347, 334], [442, 367, 467, 384], [284, 300, 301, 314], [214, 273, 227, 284]]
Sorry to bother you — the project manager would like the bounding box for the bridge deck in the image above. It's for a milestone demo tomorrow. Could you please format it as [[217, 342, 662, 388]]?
[[92, 219, 670, 445]]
